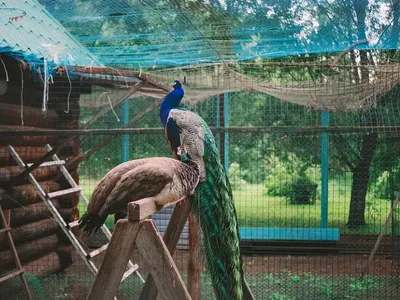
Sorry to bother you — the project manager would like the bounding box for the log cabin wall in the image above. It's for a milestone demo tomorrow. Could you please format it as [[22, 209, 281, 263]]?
[[0, 55, 83, 275]]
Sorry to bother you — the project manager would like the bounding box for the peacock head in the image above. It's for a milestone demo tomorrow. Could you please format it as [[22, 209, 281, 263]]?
[[172, 80, 182, 89]]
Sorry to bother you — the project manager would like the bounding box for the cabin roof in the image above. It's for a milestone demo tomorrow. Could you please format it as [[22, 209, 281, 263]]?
[[0, 0, 100, 68]]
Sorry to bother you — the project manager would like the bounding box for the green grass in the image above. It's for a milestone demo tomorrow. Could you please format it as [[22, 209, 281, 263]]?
[[78, 177, 393, 234], [234, 183, 392, 234]]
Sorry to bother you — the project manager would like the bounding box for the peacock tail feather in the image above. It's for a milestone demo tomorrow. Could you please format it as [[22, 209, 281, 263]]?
[[192, 116, 244, 300]]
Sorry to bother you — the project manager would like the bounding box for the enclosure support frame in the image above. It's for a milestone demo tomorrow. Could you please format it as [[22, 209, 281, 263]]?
[[321, 108, 330, 228]]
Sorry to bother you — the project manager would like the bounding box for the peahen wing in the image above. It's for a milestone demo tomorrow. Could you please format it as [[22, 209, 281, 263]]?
[[98, 163, 174, 217]]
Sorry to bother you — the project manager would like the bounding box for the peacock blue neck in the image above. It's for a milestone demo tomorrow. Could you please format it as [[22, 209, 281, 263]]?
[[160, 87, 184, 127]]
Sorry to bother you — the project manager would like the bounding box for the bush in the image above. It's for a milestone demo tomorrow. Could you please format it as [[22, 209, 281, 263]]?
[[228, 162, 247, 190], [265, 155, 318, 204]]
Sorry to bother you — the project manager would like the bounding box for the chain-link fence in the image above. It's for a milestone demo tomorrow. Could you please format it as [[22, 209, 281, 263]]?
[[1, 62, 400, 300]]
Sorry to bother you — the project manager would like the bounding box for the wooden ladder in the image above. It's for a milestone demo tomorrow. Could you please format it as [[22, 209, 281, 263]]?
[[7, 144, 144, 290], [0, 204, 33, 300]]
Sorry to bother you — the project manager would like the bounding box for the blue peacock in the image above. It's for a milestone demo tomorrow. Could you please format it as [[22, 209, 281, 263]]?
[[161, 80, 245, 300]]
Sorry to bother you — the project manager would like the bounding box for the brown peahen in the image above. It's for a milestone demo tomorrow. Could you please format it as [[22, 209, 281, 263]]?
[[79, 157, 199, 234]]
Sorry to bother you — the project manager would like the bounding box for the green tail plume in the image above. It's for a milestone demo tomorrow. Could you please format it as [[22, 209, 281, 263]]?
[[192, 117, 244, 300]]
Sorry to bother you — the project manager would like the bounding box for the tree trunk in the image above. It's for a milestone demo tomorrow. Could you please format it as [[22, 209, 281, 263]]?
[[347, 133, 378, 227]]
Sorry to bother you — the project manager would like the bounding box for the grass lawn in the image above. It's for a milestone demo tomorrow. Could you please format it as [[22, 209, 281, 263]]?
[[78, 177, 393, 234]]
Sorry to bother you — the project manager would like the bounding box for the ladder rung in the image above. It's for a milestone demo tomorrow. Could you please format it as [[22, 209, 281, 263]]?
[[121, 264, 139, 281], [0, 227, 11, 234], [68, 220, 80, 229], [47, 187, 82, 199], [87, 243, 109, 259], [27, 160, 65, 168], [0, 269, 24, 284]]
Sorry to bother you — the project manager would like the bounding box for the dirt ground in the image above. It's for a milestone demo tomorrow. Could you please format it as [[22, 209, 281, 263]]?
[[64, 249, 399, 277]]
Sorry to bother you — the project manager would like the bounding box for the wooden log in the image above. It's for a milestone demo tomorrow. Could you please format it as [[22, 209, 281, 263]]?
[[0, 146, 48, 166], [0, 125, 57, 146], [87, 219, 141, 300], [0, 102, 58, 128], [0, 218, 59, 250], [10, 200, 60, 227], [0, 181, 60, 209], [136, 220, 191, 300], [59, 207, 79, 222], [0, 165, 58, 182], [22, 251, 63, 275], [139, 198, 192, 300], [0, 234, 58, 268]]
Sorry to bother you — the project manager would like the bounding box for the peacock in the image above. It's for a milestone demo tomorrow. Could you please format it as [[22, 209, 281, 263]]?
[[79, 157, 199, 234], [161, 80, 244, 300]]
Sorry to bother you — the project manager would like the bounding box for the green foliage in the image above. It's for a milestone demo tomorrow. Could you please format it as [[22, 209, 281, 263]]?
[[265, 154, 319, 204], [228, 162, 247, 190], [268, 293, 294, 300], [349, 277, 379, 292]]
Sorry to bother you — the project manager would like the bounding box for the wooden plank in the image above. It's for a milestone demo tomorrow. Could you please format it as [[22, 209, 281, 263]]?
[[139, 198, 192, 300], [0, 204, 33, 299], [47, 187, 81, 199], [188, 213, 200, 300], [128, 196, 186, 221], [86, 219, 140, 300], [136, 220, 191, 300], [0, 269, 24, 283], [243, 278, 256, 300], [3, 209, 10, 227]]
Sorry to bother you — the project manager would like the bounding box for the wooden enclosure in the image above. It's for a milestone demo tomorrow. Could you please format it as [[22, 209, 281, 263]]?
[[0, 55, 83, 274]]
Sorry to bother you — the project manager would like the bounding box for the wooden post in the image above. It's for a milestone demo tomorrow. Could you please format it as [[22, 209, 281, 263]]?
[[243, 277, 256, 300], [139, 198, 192, 300], [86, 219, 140, 300], [188, 213, 201, 300], [136, 220, 191, 300]]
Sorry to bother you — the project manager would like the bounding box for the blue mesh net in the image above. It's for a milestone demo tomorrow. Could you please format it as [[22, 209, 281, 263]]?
[[11, 0, 400, 70]]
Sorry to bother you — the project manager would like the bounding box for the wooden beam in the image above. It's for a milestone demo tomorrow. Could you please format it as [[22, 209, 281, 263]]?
[[188, 213, 201, 300], [243, 277, 256, 300], [83, 82, 144, 129], [136, 220, 191, 300], [73, 66, 172, 92], [65, 100, 161, 171], [128, 196, 186, 221], [86, 219, 140, 300], [139, 198, 192, 300]]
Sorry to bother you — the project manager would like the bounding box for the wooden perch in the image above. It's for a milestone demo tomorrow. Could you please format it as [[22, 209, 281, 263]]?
[[139, 198, 192, 300], [128, 196, 187, 221], [136, 220, 191, 300]]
